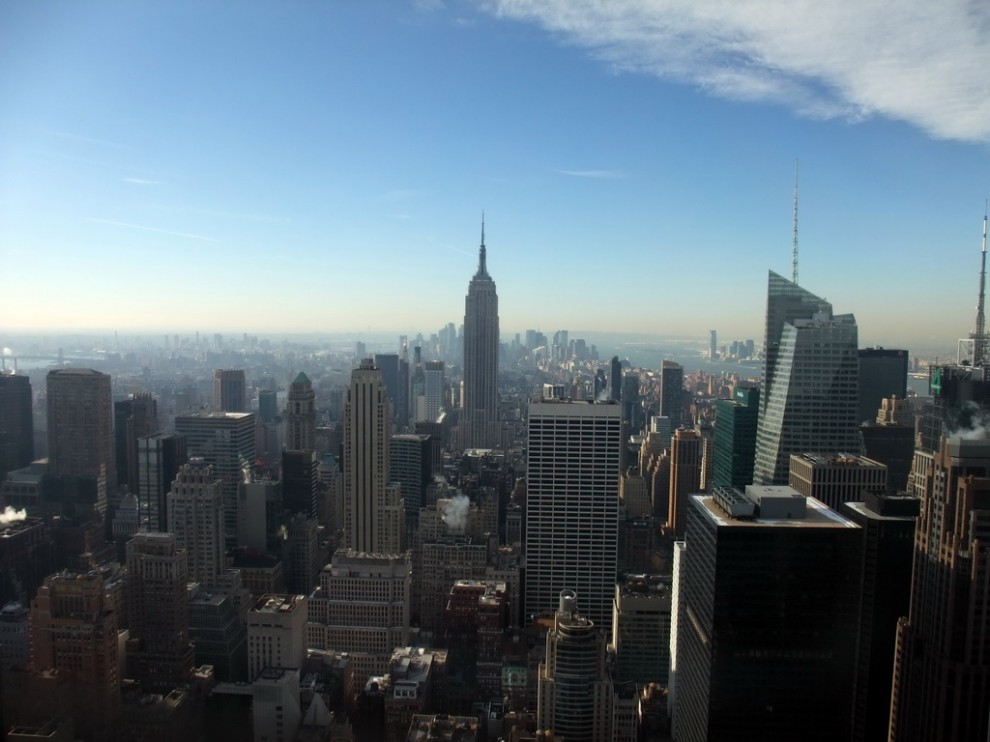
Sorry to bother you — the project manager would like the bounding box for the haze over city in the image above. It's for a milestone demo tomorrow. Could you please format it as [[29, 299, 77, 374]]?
[[3, 1, 990, 347]]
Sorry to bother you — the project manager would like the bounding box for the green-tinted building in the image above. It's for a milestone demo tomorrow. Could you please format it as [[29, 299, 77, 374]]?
[[712, 386, 760, 488]]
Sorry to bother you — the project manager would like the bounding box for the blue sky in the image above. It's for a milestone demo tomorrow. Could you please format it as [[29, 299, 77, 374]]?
[[2, 0, 989, 351]]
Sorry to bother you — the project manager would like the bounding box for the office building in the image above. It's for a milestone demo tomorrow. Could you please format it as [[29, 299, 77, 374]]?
[[284, 372, 316, 451], [114, 393, 158, 495], [861, 395, 915, 493], [753, 272, 859, 485], [889, 438, 990, 741], [167, 458, 226, 585], [47, 368, 114, 512], [252, 667, 301, 742], [676, 487, 861, 741], [712, 385, 759, 488], [841, 493, 918, 742], [258, 388, 278, 423], [709, 330, 717, 360], [423, 361, 446, 423], [858, 347, 908, 424], [536, 590, 612, 742], [390, 433, 437, 526], [0, 516, 55, 608], [610, 356, 622, 402], [0, 374, 33, 483], [611, 575, 672, 685], [667, 428, 701, 540], [343, 359, 404, 554], [124, 532, 194, 689], [213, 369, 246, 412], [174, 411, 255, 550], [461, 221, 500, 449], [136, 432, 187, 532], [307, 549, 411, 687], [30, 570, 121, 741], [246, 594, 308, 681], [525, 392, 621, 631], [788, 452, 887, 510], [659, 361, 684, 429], [281, 448, 318, 518]]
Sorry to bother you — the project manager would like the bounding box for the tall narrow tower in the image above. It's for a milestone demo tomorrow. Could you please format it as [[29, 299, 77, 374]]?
[[753, 272, 859, 485], [213, 369, 247, 412], [284, 372, 316, 451], [343, 359, 404, 554], [462, 218, 500, 449]]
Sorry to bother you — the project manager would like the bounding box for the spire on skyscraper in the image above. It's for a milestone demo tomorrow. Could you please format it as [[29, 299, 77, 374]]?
[[475, 211, 489, 279]]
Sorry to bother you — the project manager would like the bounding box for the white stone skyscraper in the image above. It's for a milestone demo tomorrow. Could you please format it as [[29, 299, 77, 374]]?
[[343, 359, 404, 554], [462, 220, 500, 449], [525, 388, 622, 633], [753, 271, 860, 485]]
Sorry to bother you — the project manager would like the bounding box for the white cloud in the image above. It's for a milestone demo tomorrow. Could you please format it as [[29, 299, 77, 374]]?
[[87, 218, 218, 243], [124, 177, 161, 185], [482, 0, 990, 142]]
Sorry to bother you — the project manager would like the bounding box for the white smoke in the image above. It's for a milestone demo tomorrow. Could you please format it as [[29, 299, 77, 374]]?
[[441, 494, 471, 534], [0, 507, 27, 525], [946, 401, 990, 441]]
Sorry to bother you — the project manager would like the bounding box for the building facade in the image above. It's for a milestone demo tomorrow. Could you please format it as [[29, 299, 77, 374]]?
[[461, 223, 500, 449]]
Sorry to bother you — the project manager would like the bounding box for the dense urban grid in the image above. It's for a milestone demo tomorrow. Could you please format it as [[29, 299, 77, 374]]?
[[0, 223, 984, 742]]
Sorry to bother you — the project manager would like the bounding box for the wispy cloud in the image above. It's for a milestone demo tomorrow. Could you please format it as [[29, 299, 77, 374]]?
[[49, 130, 127, 148], [555, 169, 626, 179], [87, 218, 218, 243], [482, 0, 990, 142], [124, 177, 162, 186]]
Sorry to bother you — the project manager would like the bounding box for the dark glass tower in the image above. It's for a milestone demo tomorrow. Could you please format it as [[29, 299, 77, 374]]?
[[858, 347, 908, 424], [712, 385, 759, 488], [462, 220, 500, 449], [0, 374, 33, 481]]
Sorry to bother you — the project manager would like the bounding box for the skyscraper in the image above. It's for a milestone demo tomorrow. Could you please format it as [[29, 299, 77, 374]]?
[[659, 361, 684, 429], [213, 368, 246, 412], [47, 368, 115, 513], [0, 374, 33, 482], [525, 390, 621, 631], [114, 393, 158, 494], [712, 385, 759, 488], [462, 221, 500, 449], [858, 347, 908, 424], [753, 271, 859, 485], [667, 428, 701, 540], [167, 457, 226, 585], [676, 487, 861, 741], [423, 361, 446, 423], [125, 531, 194, 689], [136, 431, 187, 532], [537, 590, 613, 742], [889, 438, 990, 741], [343, 359, 404, 554], [284, 372, 316, 451], [174, 410, 255, 550]]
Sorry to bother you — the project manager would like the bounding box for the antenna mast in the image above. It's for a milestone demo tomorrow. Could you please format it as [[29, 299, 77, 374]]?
[[792, 159, 799, 285], [974, 205, 988, 366]]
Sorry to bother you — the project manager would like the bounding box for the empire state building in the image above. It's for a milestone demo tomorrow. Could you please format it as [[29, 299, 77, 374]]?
[[462, 220, 500, 449]]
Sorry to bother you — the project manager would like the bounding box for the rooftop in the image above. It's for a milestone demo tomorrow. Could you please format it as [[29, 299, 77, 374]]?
[[696, 494, 860, 530]]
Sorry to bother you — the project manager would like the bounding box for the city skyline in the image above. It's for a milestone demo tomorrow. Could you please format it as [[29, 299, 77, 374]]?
[[3, 2, 990, 346]]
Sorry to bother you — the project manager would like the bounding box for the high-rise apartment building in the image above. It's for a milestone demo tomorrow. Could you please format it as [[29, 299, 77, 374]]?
[[0, 374, 33, 482], [659, 361, 684, 429], [712, 385, 760, 488], [753, 272, 859, 485], [525, 391, 621, 631], [47, 368, 115, 510], [284, 372, 316, 451], [125, 532, 194, 689], [213, 368, 246, 412], [676, 487, 861, 741], [174, 410, 255, 550], [858, 347, 908, 424], [889, 438, 990, 741], [136, 431, 187, 532], [537, 590, 613, 742], [114, 393, 158, 495], [461, 222, 500, 449], [167, 458, 226, 585], [343, 359, 404, 554]]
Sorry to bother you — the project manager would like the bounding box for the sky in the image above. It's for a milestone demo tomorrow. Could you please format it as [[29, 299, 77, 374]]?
[[2, 0, 990, 351]]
